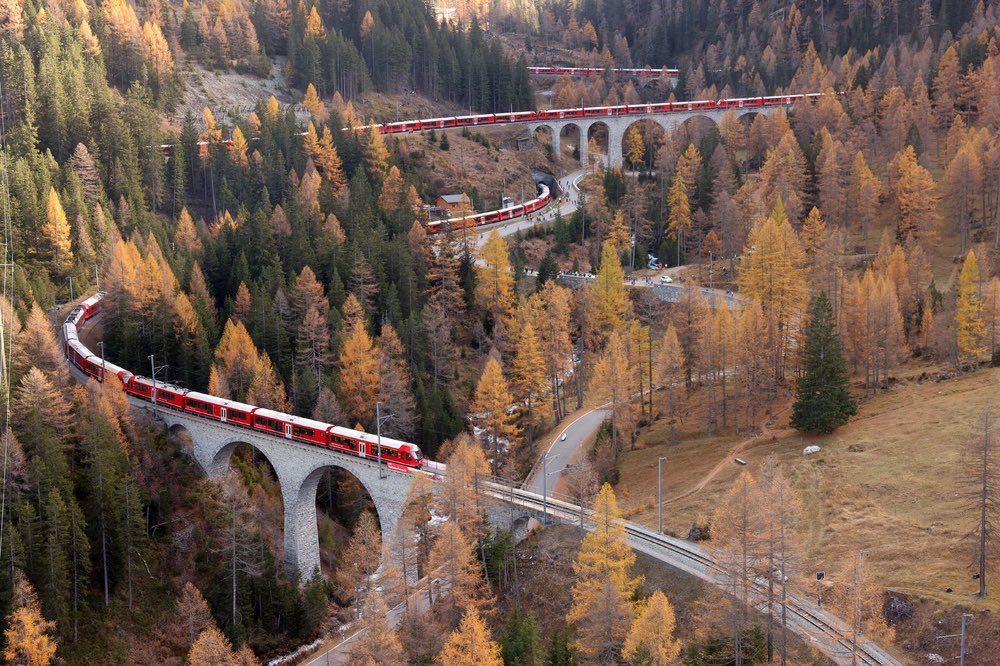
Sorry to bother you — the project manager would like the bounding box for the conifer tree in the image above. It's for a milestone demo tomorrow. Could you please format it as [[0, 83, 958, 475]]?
[[477, 231, 515, 327], [956, 250, 987, 368], [3, 572, 57, 666], [625, 125, 644, 171], [349, 591, 406, 665], [594, 240, 628, 341], [439, 610, 502, 666], [511, 321, 549, 441], [471, 357, 518, 473], [338, 318, 380, 428], [44, 187, 73, 273], [566, 483, 639, 663], [622, 589, 681, 665], [667, 175, 691, 266], [791, 292, 856, 434]]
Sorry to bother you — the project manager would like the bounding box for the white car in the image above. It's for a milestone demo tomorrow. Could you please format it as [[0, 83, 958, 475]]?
[[561, 433, 567, 441], [659, 275, 673, 284]]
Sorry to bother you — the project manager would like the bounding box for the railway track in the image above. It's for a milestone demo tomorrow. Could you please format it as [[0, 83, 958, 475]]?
[[484, 481, 900, 666]]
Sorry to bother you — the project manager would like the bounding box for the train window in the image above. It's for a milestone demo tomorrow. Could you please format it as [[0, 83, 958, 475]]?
[[406, 454, 413, 461], [229, 411, 246, 421], [293, 426, 315, 438]]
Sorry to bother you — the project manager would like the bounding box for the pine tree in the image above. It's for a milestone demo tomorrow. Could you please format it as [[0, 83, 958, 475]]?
[[428, 520, 482, 630], [566, 483, 639, 663], [174, 582, 214, 650], [791, 292, 857, 434], [622, 590, 680, 665], [893, 145, 939, 245], [439, 610, 502, 666], [956, 250, 987, 368]]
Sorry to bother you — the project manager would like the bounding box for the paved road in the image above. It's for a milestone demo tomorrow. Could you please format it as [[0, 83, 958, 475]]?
[[473, 168, 589, 249], [523, 408, 609, 495]]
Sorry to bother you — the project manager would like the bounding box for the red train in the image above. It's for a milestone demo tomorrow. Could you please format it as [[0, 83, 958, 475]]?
[[374, 93, 825, 135], [527, 66, 680, 78], [63, 293, 425, 471], [159, 92, 830, 156], [426, 184, 551, 234]]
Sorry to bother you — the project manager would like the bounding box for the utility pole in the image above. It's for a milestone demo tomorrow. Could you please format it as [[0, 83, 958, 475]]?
[[68, 277, 74, 302], [542, 451, 548, 525], [98, 341, 106, 385], [961, 612, 972, 666], [148, 354, 157, 414], [657, 456, 665, 533], [375, 402, 390, 479]]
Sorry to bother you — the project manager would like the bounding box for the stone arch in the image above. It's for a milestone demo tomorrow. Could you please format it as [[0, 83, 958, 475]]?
[[558, 122, 584, 164], [211, 437, 286, 481], [295, 463, 381, 577], [531, 124, 556, 159], [618, 118, 668, 173], [585, 120, 610, 166]]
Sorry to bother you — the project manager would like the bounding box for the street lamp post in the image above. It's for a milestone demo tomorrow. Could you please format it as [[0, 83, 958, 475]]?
[[657, 456, 666, 534], [375, 402, 392, 479]]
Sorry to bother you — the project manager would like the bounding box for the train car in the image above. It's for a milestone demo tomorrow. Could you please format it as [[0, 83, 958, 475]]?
[[252, 409, 339, 448], [126, 376, 187, 411], [79, 291, 105, 320], [329, 425, 424, 468], [183, 391, 257, 427]]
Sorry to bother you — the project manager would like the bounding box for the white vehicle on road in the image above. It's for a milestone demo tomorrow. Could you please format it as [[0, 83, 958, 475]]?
[[659, 275, 673, 284]]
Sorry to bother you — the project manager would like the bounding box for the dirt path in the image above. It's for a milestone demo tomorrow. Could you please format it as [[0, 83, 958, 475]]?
[[666, 400, 793, 503]]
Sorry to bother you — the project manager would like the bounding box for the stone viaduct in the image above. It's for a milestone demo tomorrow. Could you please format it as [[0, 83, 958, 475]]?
[[149, 405, 417, 582], [527, 104, 783, 167]]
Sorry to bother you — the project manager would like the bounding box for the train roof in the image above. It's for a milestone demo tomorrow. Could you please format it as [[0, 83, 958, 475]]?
[[329, 424, 414, 449], [252, 408, 333, 432], [184, 391, 257, 413], [131, 375, 189, 394]]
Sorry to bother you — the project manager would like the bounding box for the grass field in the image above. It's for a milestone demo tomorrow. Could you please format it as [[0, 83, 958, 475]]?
[[617, 363, 1000, 611]]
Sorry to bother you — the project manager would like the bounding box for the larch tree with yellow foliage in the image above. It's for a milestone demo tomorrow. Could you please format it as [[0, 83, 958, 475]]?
[[477, 230, 515, 327], [3, 572, 57, 666], [471, 357, 518, 473], [230, 126, 249, 167], [737, 199, 808, 384], [301, 82, 326, 119], [44, 187, 73, 273], [607, 210, 631, 257], [847, 150, 881, 240], [338, 318, 380, 428], [593, 240, 628, 342], [893, 145, 940, 245], [438, 610, 502, 666], [566, 483, 640, 664], [624, 125, 645, 171], [667, 174, 691, 266], [956, 250, 986, 369], [511, 321, 549, 442], [588, 331, 635, 458], [364, 121, 389, 180], [622, 590, 681, 665]]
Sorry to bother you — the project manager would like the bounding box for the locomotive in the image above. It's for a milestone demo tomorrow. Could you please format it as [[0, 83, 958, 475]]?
[[63, 293, 425, 471]]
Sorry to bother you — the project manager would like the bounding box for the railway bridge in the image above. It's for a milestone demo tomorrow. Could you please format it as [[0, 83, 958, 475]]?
[[528, 102, 782, 167]]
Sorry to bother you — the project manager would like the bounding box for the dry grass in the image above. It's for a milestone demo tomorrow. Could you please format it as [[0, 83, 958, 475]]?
[[618, 364, 1000, 612]]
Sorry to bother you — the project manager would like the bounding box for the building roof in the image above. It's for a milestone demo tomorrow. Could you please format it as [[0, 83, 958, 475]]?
[[438, 193, 470, 204]]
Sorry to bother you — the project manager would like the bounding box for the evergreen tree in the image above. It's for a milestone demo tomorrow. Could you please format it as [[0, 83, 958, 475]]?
[[791, 292, 857, 434]]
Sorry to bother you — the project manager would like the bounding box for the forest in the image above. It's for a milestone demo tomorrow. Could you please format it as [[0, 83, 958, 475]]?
[[2, 0, 1000, 663]]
